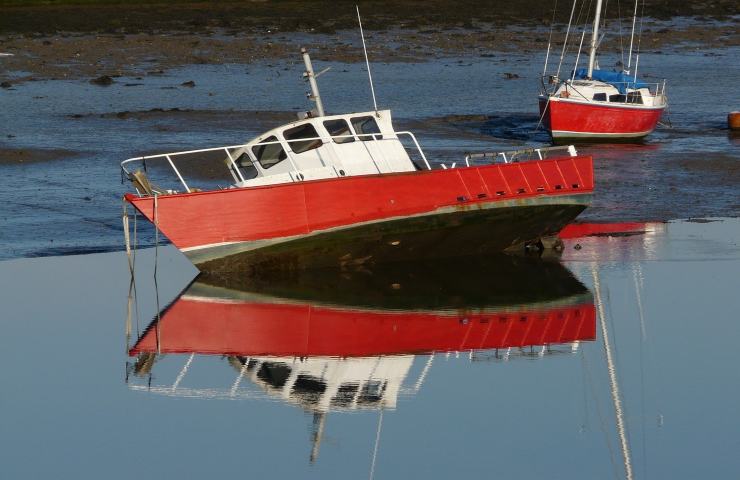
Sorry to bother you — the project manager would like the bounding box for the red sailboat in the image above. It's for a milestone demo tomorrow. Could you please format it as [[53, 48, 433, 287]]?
[[121, 47, 593, 273], [538, 0, 667, 140]]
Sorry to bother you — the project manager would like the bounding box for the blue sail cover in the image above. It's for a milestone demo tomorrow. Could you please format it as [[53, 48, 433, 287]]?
[[574, 68, 650, 94]]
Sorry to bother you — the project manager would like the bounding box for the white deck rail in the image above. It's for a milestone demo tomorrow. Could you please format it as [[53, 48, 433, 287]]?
[[541, 75, 668, 103], [463, 145, 577, 167], [121, 131, 431, 195]]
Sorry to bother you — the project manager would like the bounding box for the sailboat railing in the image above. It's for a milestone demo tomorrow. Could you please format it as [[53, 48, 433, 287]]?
[[540, 76, 668, 101]]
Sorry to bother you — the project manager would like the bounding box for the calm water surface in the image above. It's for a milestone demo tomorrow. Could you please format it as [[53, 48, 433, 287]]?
[[1, 218, 738, 478]]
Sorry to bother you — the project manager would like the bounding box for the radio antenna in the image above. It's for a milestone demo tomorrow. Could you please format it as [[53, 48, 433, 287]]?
[[356, 5, 379, 115]]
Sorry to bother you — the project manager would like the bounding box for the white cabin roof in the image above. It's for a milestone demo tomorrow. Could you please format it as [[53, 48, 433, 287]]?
[[227, 109, 420, 188]]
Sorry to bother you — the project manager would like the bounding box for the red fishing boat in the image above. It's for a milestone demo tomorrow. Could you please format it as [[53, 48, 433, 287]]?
[[130, 282, 595, 359], [130, 255, 595, 360], [121, 49, 594, 273], [538, 0, 667, 140], [126, 256, 595, 461]]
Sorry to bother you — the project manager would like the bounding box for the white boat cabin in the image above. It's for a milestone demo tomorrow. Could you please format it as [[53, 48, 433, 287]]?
[[225, 109, 421, 188], [549, 79, 666, 108]]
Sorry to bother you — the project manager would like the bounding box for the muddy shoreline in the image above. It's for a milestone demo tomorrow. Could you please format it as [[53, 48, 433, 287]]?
[[0, 1, 738, 82], [2, 0, 738, 34]]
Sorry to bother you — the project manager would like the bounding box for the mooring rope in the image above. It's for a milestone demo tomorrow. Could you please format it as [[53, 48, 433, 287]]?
[[153, 193, 162, 354], [122, 200, 133, 276]]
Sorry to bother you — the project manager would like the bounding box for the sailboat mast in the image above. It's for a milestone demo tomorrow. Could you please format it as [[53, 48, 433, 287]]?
[[587, 0, 604, 78]]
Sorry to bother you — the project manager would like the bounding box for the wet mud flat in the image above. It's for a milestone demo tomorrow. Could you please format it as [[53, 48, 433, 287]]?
[[0, 4, 738, 260], [1, 48, 739, 259], [0, 2, 738, 82]]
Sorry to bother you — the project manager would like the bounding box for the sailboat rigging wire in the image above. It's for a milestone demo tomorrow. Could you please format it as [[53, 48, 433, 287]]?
[[616, 0, 625, 68], [635, 0, 645, 65], [369, 409, 384, 480], [627, 0, 639, 70], [542, 0, 559, 76], [592, 265, 634, 480], [581, 342, 621, 479], [632, 263, 649, 479], [571, 29, 587, 81], [555, 0, 578, 79], [356, 5, 379, 115], [564, 0, 593, 79]]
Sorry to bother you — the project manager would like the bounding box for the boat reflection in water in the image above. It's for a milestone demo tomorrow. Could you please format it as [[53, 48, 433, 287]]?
[[126, 255, 595, 462]]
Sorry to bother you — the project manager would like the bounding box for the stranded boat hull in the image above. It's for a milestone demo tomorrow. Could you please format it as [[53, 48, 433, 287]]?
[[125, 155, 593, 271], [539, 96, 664, 140], [130, 284, 596, 358]]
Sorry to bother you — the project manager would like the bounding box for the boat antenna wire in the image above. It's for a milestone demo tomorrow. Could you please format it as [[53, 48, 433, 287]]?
[[356, 5, 379, 116]]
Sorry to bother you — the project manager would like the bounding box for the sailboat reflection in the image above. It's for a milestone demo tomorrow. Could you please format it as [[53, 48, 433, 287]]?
[[126, 255, 595, 462]]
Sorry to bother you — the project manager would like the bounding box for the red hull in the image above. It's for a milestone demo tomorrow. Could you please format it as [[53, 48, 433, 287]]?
[[539, 96, 664, 139], [125, 156, 593, 265], [130, 296, 596, 358]]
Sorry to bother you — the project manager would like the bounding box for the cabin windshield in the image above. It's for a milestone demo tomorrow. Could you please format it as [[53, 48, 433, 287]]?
[[252, 135, 287, 169], [351, 116, 383, 141], [626, 91, 644, 104], [234, 151, 259, 180], [323, 119, 355, 144], [284, 123, 323, 154]]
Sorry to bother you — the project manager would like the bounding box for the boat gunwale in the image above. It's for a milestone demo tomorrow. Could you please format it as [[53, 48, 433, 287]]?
[[538, 94, 667, 112], [123, 154, 595, 204]]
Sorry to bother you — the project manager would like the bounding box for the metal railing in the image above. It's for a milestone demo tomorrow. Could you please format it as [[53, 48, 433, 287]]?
[[540, 75, 667, 103], [121, 131, 431, 196], [462, 145, 577, 167]]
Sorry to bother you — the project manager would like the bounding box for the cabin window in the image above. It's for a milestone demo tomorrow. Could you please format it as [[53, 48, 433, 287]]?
[[323, 119, 355, 144], [592, 93, 607, 102], [609, 94, 626, 103], [331, 383, 359, 407], [351, 116, 383, 141], [256, 363, 291, 388], [284, 123, 323, 154], [626, 91, 644, 104], [252, 135, 287, 169], [233, 151, 259, 180], [357, 380, 386, 405]]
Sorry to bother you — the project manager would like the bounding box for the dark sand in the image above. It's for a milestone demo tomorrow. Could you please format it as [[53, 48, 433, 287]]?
[[0, 1, 738, 82], [0, 147, 79, 164]]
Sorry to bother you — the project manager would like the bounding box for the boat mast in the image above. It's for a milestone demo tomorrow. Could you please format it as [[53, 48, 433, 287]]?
[[587, 0, 604, 79], [301, 47, 325, 117], [309, 411, 327, 463]]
